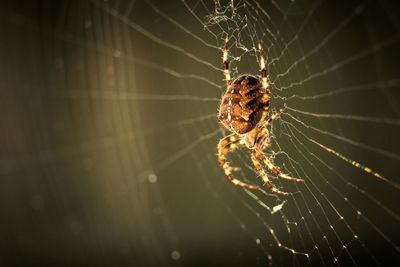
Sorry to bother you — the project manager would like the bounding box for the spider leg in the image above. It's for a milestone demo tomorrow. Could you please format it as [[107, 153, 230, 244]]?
[[251, 123, 303, 194], [218, 134, 258, 190], [223, 37, 231, 88], [258, 44, 271, 115], [255, 151, 304, 183], [265, 104, 286, 126], [258, 43, 269, 90], [251, 150, 288, 195]]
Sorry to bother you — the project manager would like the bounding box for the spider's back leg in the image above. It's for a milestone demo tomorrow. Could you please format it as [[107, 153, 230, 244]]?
[[258, 43, 269, 91], [223, 38, 231, 88]]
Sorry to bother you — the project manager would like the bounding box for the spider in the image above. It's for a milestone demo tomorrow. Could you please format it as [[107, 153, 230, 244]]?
[[217, 38, 304, 195]]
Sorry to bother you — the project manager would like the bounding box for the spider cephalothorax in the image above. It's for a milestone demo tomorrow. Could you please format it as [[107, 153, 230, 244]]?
[[217, 39, 303, 195]]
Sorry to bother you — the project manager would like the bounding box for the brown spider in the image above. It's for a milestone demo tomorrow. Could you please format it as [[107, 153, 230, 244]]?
[[217, 38, 303, 195]]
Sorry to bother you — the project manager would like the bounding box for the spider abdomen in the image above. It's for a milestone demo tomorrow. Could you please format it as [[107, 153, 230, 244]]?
[[218, 75, 269, 134]]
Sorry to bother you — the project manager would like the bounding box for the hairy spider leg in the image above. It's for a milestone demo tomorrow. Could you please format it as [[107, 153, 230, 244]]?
[[247, 106, 303, 194], [264, 105, 286, 126], [222, 38, 243, 135], [259, 106, 304, 182], [255, 151, 304, 182], [258, 43, 269, 90], [251, 151, 288, 195], [223, 37, 231, 88], [257, 43, 270, 124], [218, 134, 259, 190]]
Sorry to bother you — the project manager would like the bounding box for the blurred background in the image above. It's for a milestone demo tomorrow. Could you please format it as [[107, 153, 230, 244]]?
[[0, 0, 399, 266]]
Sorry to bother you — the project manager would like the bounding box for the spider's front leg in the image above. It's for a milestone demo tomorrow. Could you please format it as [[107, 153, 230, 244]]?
[[255, 150, 304, 183], [218, 134, 259, 190], [261, 106, 303, 182], [250, 150, 289, 195], [251, 128, 303, 195]]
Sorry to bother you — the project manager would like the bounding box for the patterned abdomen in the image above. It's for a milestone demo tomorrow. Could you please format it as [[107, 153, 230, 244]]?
[[218, 75, 269, 134]]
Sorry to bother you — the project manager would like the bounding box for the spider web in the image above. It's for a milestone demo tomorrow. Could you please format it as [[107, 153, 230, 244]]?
[[2, 0, 400, 266]]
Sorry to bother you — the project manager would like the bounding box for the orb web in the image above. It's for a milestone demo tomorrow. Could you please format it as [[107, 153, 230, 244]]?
[[3, 0, 399, 266], [94, 0, 400, 265]]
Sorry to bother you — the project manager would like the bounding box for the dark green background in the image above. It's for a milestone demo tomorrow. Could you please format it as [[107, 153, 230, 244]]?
[[0, 0, 399, 266]]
